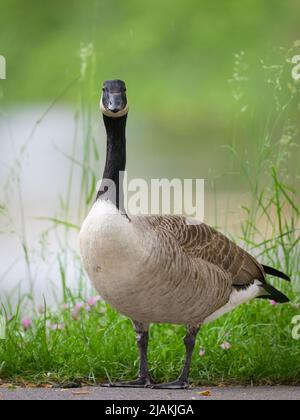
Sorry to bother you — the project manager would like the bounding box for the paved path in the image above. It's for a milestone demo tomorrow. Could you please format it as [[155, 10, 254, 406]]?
[[0, 386, 299, 400]]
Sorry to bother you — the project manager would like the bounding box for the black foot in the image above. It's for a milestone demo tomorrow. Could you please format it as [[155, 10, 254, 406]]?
[[153, 380, 189, 390], [101, 377, 156, 389]]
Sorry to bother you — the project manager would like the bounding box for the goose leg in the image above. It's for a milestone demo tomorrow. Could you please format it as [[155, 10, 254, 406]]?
[[153, 325, 200, 390], [102, 321, 155, 388]]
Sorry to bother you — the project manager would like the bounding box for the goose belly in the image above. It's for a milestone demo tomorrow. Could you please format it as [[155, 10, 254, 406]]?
[[91, 260, 231, 326], [80, 203, 260, 326], [80, 209, 222, 325], [121, 278, 262, 326], [80, 211, 202, 323]]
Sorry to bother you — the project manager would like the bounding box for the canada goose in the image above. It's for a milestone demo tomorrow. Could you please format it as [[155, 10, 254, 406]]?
[[79, 79, 290, 389]]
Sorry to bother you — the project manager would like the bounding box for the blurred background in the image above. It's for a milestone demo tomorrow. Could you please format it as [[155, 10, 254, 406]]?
[[0, 0, 299, 306]]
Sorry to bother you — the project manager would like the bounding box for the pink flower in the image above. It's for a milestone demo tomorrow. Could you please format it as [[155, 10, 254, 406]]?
[[270, 300, 277, 306], [221, 342, 231, 351], [199, 348, 206, 357], [71, 309, 80, 320], [71, 302, 85, 320], [87, 296, 101, 307], [22, 319, 32, 330]]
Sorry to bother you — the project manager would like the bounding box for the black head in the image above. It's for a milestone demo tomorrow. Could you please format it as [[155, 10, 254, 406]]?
[[100, 80, 128, 118]]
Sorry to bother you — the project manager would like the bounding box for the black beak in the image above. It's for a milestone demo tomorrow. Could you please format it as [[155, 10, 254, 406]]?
[[101, 80, 128, 117], [108, 93, 124, 113]]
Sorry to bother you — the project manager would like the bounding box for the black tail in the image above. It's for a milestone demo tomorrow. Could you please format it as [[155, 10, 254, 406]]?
[[258, 283, 290, 303], [262, 265, 291, 282]]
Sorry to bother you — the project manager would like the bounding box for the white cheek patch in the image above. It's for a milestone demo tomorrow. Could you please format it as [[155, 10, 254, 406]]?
[[100, 95, 129, 118]]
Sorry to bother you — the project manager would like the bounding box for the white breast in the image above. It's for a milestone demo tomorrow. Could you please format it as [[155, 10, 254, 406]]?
[[79, 200, 140, 298]]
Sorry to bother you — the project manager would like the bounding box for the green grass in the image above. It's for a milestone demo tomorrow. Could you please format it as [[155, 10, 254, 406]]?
[[0, 43, 300, 387], [0, 298, 300, 386]]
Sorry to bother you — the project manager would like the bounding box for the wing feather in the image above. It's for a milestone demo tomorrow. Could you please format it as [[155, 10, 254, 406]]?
[[147, 216, 265, 287]]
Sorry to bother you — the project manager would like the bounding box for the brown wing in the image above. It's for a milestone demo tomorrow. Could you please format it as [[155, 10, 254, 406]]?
[[149, 216, 265, 287]]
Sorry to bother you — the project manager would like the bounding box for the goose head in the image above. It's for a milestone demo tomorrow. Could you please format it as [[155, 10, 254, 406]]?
[[100, 80, 129, 118]]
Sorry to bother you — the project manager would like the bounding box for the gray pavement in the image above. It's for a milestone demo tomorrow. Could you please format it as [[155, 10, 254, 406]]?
[[0, 386, 299, 400]]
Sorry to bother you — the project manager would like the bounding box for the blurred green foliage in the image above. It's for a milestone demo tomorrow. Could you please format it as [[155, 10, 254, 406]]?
[[1, 0, 300, 180], [1, 0, 299, 110]]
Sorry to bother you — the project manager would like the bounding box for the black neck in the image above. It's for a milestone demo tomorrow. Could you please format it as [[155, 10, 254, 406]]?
[[96, 115, 127, 212]]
